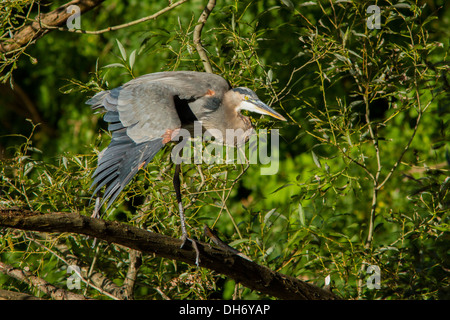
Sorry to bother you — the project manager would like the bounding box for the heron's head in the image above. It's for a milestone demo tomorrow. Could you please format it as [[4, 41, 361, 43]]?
[[231, 87, 287, 121]]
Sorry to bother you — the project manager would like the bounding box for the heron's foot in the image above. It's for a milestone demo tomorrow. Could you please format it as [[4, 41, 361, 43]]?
[[180, 234, 200, 267]]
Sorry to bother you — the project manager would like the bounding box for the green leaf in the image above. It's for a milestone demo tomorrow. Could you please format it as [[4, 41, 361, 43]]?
[[281, 0, 294, 10], [299, 1, 316, 7], [116, 39, 127, 61], [270, 183, 294, 194], [129, 49, 137, 69], [223, 279, 236, 299], [311, 150, 322, 169], [103, 63, 126, 69], [392, 3, 411, 9], [263, 208, 277, 226], [267, 69, 273, 83], [298, 202, 306, 226]]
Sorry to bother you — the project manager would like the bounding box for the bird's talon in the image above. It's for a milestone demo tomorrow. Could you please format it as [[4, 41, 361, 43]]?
[[180, 234, 188, 249], [180, 235, 200, 266]]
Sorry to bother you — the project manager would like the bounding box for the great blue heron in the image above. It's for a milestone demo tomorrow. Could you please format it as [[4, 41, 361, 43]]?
[[87, 71, 286, 261]]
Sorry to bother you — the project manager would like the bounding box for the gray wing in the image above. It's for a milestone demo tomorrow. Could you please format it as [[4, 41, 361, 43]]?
[[87, 71, 230, 209], [128, 71, 230, 121]]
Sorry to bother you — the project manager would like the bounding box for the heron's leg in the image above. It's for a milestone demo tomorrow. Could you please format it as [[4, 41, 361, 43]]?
[[89, 197, 102, 249], [173, 164, 187, 238], [173, 163, 200, 266], [91, 196, 101, 219]]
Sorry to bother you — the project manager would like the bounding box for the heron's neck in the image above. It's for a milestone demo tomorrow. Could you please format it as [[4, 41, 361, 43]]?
[[222, 101, 253, 145]]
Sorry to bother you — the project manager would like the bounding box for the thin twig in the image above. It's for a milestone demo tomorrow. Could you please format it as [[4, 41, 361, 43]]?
[[376, 102, 427, 190], [364, 93, 380, 249]]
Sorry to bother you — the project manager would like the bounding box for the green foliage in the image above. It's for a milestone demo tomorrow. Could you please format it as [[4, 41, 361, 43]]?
[[1, 0, 449, 300]]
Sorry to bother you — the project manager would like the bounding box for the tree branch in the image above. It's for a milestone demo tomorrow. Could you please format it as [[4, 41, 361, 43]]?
[[24, 234, 123, 299], [0, 261, 90, 300], [122, 249, 142, 300], [0, 0, 105, 54], [39, 0, 190, 35], [0, 289, 44, 300], [193, 0, 216, 73], [0, 207, 338, 300]]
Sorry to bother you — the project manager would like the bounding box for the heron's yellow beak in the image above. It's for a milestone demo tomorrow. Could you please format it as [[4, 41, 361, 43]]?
[[239, 99, 287, 121]]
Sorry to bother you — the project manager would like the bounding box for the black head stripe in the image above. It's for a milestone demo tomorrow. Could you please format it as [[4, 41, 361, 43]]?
[[232, 87, 258, 98]]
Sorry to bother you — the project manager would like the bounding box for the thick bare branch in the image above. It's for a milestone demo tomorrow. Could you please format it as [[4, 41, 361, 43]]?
[[193, 0, 216, 73], [122, 249, 142, 300], [0, 261, 90, 300], [0, 289, 44, 300], [0, 0, 105, 54], [0, 207, 338, 300]]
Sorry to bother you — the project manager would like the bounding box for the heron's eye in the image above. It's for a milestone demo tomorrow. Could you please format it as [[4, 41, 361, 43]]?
[[244, 95, 249, 100]]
